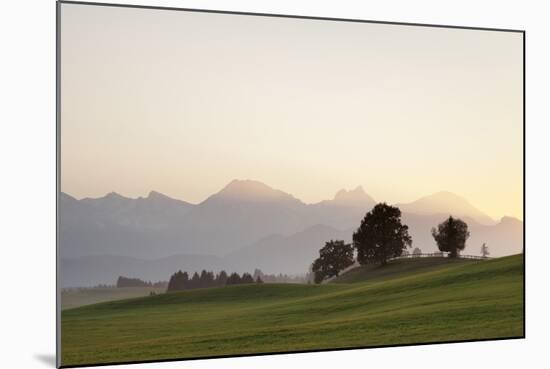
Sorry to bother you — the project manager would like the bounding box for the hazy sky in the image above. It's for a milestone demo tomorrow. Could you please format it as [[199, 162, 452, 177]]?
[[60, 3, 523, 220]]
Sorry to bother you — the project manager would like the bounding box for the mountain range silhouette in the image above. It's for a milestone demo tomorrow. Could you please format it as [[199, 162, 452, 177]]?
[[60, 179, 522, 287]]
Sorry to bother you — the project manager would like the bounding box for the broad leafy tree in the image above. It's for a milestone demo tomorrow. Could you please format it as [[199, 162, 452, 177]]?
[[431, 216, 470, 258], [312, 240, 355, 284], [353, 203, 412, 266]]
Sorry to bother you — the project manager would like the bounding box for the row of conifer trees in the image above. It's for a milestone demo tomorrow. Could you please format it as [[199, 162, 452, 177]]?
[[116, 276, 168, 288], [167, 270, 262, 291]]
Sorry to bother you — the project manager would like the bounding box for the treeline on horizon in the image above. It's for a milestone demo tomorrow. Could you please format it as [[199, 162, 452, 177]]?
[[116, 276, 168, 288], [167, 270, 257, 291], [166, 268, 306, 292]]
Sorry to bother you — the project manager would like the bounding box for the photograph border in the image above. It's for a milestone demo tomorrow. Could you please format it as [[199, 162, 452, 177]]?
[[55, 1, 526, 367]]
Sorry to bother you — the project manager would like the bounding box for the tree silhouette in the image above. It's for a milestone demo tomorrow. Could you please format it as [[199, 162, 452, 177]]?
[[166, 274, 177, 291], [312, 240, 354, 283], [481, 243, 490, 258], [253, 268, 264, 282], [166, 270, 188, 292], [353, 203, 412, 266], [226, 272, 242, 285], [199, 270, 214, 288], [412, 247, 422, 257], [241, 273, 255, 284], [216, 270, 228, 286], [190, 272, 200, 289], [431, 216, 470, 258], [117, 276, 150, 288]]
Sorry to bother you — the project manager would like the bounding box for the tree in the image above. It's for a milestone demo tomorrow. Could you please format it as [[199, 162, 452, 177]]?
[[226, 272, 242, 285], [180, 271, 189, 290], [311, 240, 354, 283], [190, 272, 200, 289], [353, 203, 412, 266], [166, 270, 188, 292], [253, 268, 264, 281], [199, 270, 215, 288], [412, 247, 422, 257], [481, 243, 490, 258], [167, 272, 178, 291], [116, 276, 152, 288], [241, 273, 255, 284], [216, 270, 228, 286], [431, 216, 470, 258], [255, 276, 263, 284]]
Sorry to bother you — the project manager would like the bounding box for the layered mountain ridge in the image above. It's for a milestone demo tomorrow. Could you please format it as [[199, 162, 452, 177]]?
[[60, 179, 523, 287]]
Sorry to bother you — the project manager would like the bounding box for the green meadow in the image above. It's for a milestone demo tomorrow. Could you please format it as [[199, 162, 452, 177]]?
[[61, 255, 523, 367], [61, 287, 166, 310]]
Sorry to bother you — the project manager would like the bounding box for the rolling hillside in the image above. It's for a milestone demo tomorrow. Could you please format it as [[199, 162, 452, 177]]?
[[61, 287, 166, 310], [333, 257, 478, 283], [61, 255, 523, 366]]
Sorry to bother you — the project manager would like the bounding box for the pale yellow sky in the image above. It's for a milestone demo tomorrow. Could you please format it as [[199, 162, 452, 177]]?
[[60, 4, 523, 220]]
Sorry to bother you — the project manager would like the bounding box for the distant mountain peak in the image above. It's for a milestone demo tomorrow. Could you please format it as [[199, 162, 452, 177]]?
[[222, 179, 274, 193], [334, 185, 365, 199], [213, 179, 301, 204], [412, 191, 474, 208], [143, 190, 193, 206], [104, 192, 126, 200], [397, 191, 495, 225], [332, 186, 375, 206], [147, 190, 168, 199]]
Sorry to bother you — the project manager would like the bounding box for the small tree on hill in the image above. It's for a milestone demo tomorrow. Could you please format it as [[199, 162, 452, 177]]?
[[353, 203, 412, 266], [431, 216, 470, 258], [412, 247, 422, 257], [481, 243, 490, 258], [311, 240, 354, 284]]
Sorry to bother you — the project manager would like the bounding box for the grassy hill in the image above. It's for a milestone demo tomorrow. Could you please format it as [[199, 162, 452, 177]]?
[[61, 287, 166, 310], [61, 255, 523, 367], [333, 257, 478, 283]]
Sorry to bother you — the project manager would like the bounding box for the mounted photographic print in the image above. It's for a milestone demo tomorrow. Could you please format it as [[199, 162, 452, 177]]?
[[57, 1, 525, 367]]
